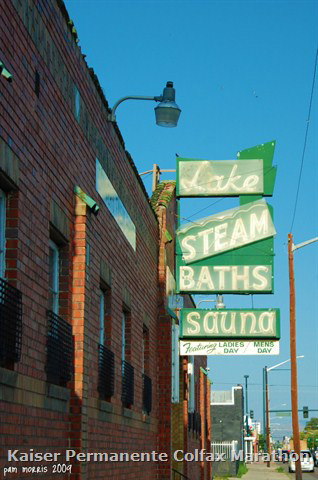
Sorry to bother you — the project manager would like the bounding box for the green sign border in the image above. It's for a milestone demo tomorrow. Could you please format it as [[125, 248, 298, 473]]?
[[237, 141, 277, 197], [176, 201, 274, 294], [176, 158, 264, 197], [176, 140, 276, 198], [180, 308, 280, 340]]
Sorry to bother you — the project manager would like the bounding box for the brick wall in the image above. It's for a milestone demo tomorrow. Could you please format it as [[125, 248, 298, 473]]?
[[153, 182, 210, 480], [0, 1, 159, 479]]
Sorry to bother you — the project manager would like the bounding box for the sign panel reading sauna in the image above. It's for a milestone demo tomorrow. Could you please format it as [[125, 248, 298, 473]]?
[[180, 308, 280, 339], [179, 340, 279, 356], [177, 158, 264, 197], [177, 199, 275, 264]]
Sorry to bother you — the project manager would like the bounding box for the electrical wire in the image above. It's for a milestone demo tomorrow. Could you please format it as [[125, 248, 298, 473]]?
[[177, 198, 226, 222], [212, 382, 318, 388], [290, 47, 318, 232]]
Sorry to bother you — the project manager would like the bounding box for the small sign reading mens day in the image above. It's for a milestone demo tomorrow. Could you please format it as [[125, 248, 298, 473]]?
[[179, 340, 280, 356]]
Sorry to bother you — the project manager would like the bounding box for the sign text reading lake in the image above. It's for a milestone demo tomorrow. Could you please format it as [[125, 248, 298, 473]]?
[[177, 159, 264, 197]]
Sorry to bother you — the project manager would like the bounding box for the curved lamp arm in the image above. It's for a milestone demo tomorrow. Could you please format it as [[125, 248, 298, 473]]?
[[108, 95, 162, 122], [107, 81, 181, 127]]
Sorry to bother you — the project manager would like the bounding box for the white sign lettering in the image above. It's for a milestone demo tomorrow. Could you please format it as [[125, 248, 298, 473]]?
[[179, 264, 272, 292], [180, 309, 279, 339], [178, 159, 264, 196], [177, 199, 275, 264], [179, 340, 280, 356]]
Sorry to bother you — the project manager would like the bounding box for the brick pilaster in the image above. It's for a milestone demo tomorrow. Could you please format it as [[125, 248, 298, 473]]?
[[206, 379, 211, 480], [183, 357, 188, 478], [70, 196, 89, 480], [200, 369, 206, 480]]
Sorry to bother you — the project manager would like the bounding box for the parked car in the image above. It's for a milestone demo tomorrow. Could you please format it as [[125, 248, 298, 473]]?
[[288, 450, 314, 473], [313, 450, 318, 467]]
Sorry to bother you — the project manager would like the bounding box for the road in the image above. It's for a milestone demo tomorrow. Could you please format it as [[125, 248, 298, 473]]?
[[281, 461, 318, 479]]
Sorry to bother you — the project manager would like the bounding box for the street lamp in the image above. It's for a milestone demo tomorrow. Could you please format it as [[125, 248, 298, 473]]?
[[107, 81, 181, 127], [263, 356, 304, 467], [288, 233, 318, 480], [196, 295, 225, 309], [0, 60, 13, 82]]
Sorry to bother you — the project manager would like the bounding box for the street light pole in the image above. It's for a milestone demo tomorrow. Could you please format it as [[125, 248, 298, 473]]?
[[264, 356, 304, 468], [288, 233, 318, 480], [262, 368, 266, 439], [265, 366, 271, 467], [244, 375, 249, 457], [244, 375, 249, 416]]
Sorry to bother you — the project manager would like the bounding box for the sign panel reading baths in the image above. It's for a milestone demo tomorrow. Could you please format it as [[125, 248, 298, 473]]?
[[177, 159, 264, 197], [180, 308, 280, 339], [178, 264, 273, 293], [179, 340, 280, 356], [177, 199, 275, 264]]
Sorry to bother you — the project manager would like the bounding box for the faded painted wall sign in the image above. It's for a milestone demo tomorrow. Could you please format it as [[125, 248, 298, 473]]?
[[180, 308, 280, 339], [179, 340, 280, 356], [177, 199, 276, 264], [96, 159, 136, 250], [177, 159, 264, 197]]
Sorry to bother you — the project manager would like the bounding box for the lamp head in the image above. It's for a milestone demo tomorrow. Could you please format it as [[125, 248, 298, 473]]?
[[155, 81, 181, 127], [215, 294, 225, 309], [0, 62, 13, 83]]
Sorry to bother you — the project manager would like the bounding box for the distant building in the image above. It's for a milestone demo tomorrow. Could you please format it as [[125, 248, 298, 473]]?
[[211, 386, 244, 447], [210, 386, 244, 476]]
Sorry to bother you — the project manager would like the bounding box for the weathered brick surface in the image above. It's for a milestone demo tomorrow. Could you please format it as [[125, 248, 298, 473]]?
[[0, 2, 211, 479], [0, 0, 158, 478], [154, 184, 210, 480]]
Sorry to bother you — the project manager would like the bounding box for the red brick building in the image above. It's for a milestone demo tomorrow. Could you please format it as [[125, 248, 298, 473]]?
[[0, 2, 210, 479], [152, 181, 211, 480]]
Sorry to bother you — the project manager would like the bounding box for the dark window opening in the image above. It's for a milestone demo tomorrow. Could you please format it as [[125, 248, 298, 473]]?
[[98, 344, 114, 400], [0, 278, 22, 369], [142, 373, 152, 415], [121, 308, 133, 407], [45, 310, 73, 387], [98, 284, 114, 401]]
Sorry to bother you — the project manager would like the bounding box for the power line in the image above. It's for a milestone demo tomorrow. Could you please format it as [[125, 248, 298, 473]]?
[[179, 198, 226, 222], [212, 382, 318, 388], [290, 46, 318, 232]]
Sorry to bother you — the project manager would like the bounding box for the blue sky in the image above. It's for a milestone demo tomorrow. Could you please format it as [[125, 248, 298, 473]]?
[[65, 0, 318, 440]]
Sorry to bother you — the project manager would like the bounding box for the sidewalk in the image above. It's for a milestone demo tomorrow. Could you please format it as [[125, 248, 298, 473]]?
[[227, 461, 291, 479]]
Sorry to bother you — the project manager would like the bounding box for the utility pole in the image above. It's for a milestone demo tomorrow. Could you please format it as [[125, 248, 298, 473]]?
[[288, 233, 302, 480], [139, 164, 177, 192]]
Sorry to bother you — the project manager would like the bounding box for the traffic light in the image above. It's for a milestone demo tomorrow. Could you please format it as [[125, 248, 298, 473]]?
[[303, 406, 309, 419], [250, 410, 254, 419]]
